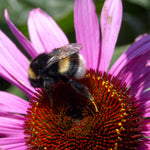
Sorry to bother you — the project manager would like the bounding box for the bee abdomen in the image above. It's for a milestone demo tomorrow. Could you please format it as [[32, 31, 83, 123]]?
[[58, 53, 86, 79], [74, 54, 86, 79]]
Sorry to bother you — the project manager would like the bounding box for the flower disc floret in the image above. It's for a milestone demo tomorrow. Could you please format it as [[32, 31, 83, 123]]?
[[24, 70, 143, 150]]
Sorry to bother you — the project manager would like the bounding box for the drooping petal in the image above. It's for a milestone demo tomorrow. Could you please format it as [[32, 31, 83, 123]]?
[[0, 112, 25, 138], [143, 111, 150, 118], [109, 35, 150, 96], [0, 137, 25, 144], [4, 9, 37, 58], [141, 100, 150, 111], [0, 141, 26, 150], [0, 66, 34, 99], [99, 0, 122, 72], [0, 125, 24, 137], [0, 30, 35, 98], [0, 113, 25, 128], [114, 50, 150, 86], [134, 90, 150, 104], [109, 34, 150, 75], [0, 124, 24, 134], [28, 8, 69, 54], [0, 134, 26, 150], [0, 91, 29, 114], [74, 0, 100, 69], [130, 72, 150, 98]]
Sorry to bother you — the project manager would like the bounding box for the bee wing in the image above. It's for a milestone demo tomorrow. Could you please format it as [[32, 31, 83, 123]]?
[[46, 43, 82, 67]]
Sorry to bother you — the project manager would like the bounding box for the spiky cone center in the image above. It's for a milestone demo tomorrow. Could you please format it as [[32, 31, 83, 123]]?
[[24, 70, 143, 150]]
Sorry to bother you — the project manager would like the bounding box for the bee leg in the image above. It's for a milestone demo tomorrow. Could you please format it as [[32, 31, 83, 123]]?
[[46, 88, 53, 108], [69, 79, 99, 112], [43, 80, 53, 108]]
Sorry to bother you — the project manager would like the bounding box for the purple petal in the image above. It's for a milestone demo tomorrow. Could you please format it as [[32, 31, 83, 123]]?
[[139, 143, 150, 150], [143, 131, 150, 137], [144, 112, 150, 118], [0, 92, 29, 114], [135, 91, 150, 101], [0, 137, 26, 150], [134, 91, 150, 110], [108, 36, 150, 97], [0, 66, 35, 99], [0, 144, 26, 150], [0, 137, 25, 144], [133, 91, 150, 112], [4, 9, 37, 58], [129, 72, 150, 97], [74, 0, 100, 69], [28, 8, 69, 53], [142, 120, 150, 129], [99, 0, 122, 72], [0, 111, 25, 122], [109, 34, 150, 75], [140, 101, 150, 113], [114, 50, 150, 87], [134, 33, 148, 42], [0, 30, 35, 98], [0, 127, 24, 137], [0, 112, 25, 137]]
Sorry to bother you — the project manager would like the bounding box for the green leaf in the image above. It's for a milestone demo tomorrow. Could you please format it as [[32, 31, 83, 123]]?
[[6, 84, 28, 100], [0, 0, 74, 26]]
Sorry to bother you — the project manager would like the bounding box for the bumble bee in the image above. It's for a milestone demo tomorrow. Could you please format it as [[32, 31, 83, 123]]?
[[28, 43, 98, 112]]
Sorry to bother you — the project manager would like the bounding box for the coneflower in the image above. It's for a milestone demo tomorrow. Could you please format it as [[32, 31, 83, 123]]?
[[0, 0, 149, 149]]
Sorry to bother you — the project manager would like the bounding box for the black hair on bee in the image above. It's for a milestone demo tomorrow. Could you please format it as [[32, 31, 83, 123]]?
[[28, 43, 98, 112]]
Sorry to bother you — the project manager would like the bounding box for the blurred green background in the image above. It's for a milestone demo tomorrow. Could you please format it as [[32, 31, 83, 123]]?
[[0, 0, 150, 100]]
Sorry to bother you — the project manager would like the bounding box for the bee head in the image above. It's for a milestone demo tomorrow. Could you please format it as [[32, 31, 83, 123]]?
[[28, 53, 49, 88]]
